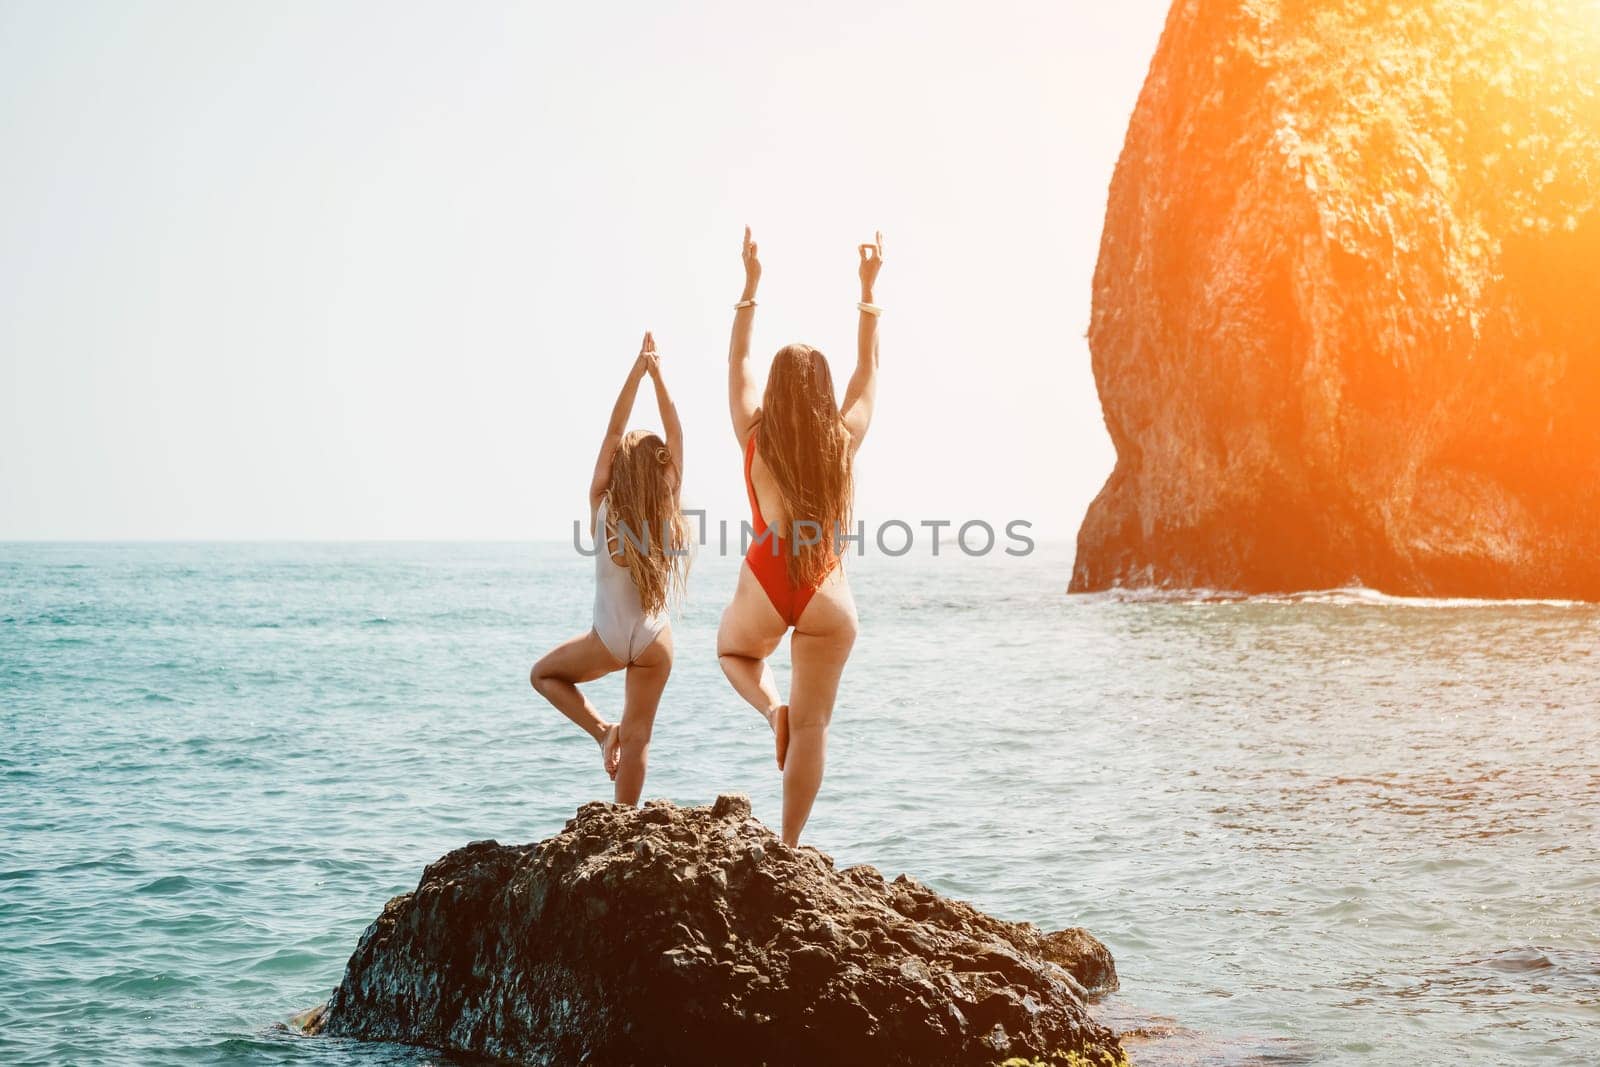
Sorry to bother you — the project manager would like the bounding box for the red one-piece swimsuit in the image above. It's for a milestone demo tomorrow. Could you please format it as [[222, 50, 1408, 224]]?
[[743, 431, 838, 626]]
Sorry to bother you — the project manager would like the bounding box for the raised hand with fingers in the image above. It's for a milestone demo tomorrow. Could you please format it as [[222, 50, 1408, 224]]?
[[858, 230, 884, 301], [637, 330, 661, 378], [741, 225, 761, 301]]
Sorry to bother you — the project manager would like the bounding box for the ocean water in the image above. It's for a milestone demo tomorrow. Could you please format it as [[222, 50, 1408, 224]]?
[[2, 541, 1598, 1066]]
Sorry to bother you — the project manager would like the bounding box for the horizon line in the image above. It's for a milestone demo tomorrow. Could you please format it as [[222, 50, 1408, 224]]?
[[0, 537, 1081, 547]]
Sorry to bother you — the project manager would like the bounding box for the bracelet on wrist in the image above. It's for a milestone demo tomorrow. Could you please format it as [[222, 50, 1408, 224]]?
[[734, 298, 757, 310], [857, 301, 883, 316]]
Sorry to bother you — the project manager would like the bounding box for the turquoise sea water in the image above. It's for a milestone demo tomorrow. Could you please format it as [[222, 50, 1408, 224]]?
[[3, 542, 1598, 1065]]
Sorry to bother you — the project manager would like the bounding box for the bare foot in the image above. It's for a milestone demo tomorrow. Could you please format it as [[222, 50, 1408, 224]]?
[[768, 704, 790, 772], [599, 723, 622, 781]]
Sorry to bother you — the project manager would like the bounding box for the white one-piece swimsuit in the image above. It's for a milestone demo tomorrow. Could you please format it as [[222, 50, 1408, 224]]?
[[593, 497, 669, 664]]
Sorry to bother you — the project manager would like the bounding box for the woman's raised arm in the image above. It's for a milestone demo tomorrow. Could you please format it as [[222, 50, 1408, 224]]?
[[728, 226, 762, 445], [589, 333, 652, 522], [643, 339, 683, 481], [840, 231, 883, 447]]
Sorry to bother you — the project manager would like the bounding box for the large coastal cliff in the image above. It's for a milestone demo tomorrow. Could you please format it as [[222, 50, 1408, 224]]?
[[1073, 0, 1600, 597]]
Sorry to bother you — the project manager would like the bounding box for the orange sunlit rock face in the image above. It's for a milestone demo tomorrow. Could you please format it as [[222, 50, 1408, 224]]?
[[1072, 0, 1600, 597]]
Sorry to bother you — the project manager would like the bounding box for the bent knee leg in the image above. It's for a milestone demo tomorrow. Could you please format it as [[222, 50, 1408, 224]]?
[[531, 652, 570, 687]]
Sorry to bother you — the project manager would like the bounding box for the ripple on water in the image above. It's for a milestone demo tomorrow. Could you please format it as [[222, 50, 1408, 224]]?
[[87, 969, 200, 997], [136, 874, 199, 895], [245, 949, 326, 975]]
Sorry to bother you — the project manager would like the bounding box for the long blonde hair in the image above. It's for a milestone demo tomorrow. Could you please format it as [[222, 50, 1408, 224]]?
[[604, 429, 689, 615], [757, 344, 854, 587]]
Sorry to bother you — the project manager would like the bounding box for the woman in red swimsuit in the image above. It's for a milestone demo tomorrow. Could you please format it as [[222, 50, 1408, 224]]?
[[718, 225, 883, 846]]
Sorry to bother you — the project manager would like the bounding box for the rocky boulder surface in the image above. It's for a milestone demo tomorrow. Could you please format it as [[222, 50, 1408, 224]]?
[[1073, 0, 1600, 597], [299, 795, 1123, 1065]]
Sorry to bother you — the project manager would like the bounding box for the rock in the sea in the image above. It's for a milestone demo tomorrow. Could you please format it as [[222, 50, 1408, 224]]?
[[301, 795, 1123, 1066], [1073, 0, 1600, 598]]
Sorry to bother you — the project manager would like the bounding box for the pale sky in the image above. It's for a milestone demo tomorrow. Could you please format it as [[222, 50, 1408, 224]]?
[[0, 0, 1170, 542]]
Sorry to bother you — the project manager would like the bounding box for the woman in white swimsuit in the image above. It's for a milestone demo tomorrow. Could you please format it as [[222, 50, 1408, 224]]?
[[530, 331, 689, 804]]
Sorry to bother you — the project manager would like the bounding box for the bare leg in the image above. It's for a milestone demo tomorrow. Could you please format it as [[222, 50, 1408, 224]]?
[[781, 582, 857, 846], [612, 628, 672, 806], [717, 564, 789, 766], [530, 629, 625, 774], [720, 651, 782, 721]]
